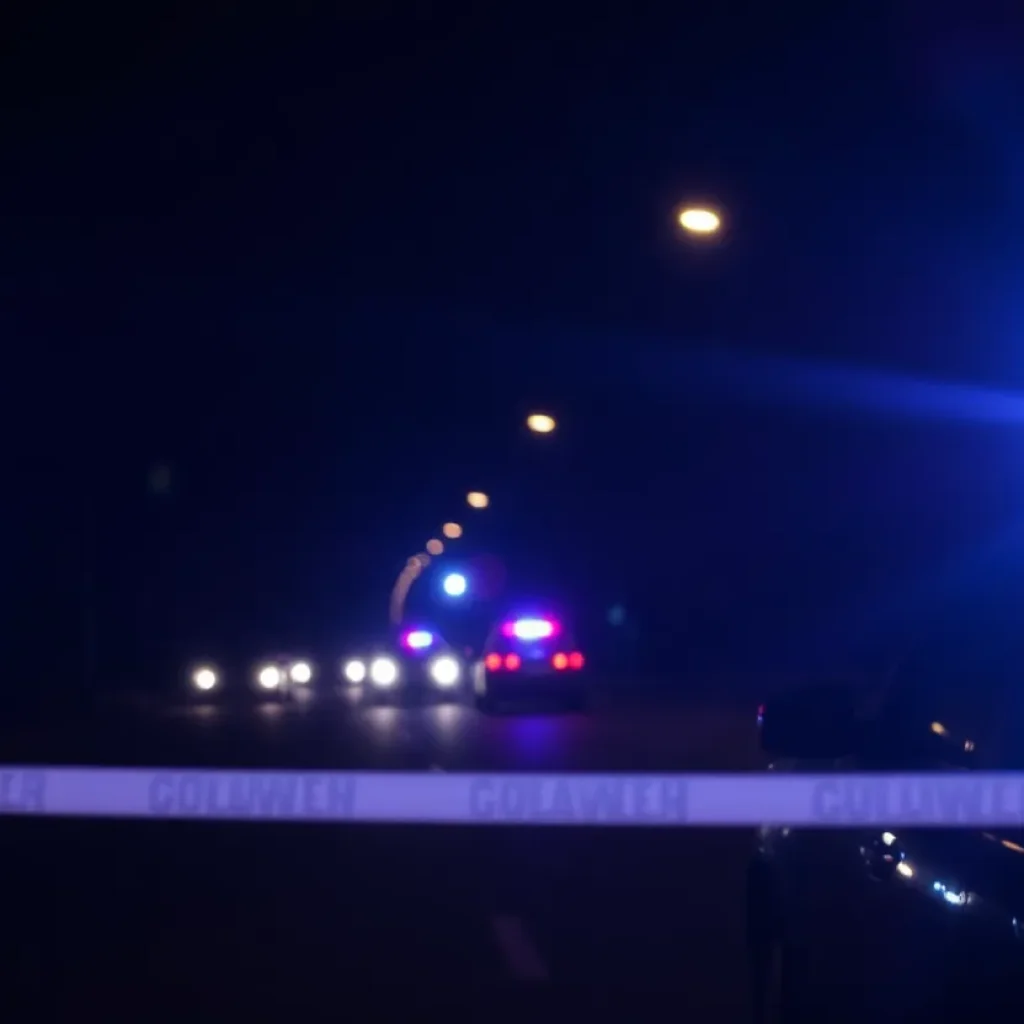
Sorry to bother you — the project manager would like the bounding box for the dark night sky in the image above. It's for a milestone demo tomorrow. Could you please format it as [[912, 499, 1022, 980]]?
[[5, 2, 1024, 688]]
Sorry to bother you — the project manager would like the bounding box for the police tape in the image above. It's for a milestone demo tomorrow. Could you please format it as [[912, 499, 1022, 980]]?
[[3, 767, 1024, 826]]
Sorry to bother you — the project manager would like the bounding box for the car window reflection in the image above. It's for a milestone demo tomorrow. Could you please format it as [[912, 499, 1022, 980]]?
[[882, 602, 1024, 769]]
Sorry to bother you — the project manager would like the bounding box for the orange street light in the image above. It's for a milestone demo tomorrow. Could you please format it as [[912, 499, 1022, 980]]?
[[677, 206, 721, 235]]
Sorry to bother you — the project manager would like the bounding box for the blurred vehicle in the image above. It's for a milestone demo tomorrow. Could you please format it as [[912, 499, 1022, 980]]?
[[251, 655, 315, 700], [472, 615, 588, 711], [340, 627, 465, 703], [747, 604, 1024, 1023]]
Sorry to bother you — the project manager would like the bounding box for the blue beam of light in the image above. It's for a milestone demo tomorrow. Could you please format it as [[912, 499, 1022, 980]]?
[[670, 346, 1024, 425], [641, 344, 1024, 670]]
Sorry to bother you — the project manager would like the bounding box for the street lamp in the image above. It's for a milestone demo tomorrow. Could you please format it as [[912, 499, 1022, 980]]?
[[391, 413, 557, 623], [390, 554, 427, 624], [526, 413, 556, 434], [677, 206, 721, 235]]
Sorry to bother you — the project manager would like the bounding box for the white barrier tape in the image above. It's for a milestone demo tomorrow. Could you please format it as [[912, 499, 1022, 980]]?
[[3, 768, 1024, 827]]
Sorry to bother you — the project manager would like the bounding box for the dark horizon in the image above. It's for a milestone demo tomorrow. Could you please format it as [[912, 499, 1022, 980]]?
[[7, 4, 1024, 694]]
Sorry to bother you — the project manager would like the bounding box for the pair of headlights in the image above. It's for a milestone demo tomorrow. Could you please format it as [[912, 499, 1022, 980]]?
[[342, 654, 461, 688], [256, 661, 313, 690]]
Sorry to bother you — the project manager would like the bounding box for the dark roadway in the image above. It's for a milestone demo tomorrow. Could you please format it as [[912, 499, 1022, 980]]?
[[0, 689, 764, 1022]]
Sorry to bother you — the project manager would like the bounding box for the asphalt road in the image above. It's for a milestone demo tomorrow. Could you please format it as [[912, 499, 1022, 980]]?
[[0, 690, 764, 1022]]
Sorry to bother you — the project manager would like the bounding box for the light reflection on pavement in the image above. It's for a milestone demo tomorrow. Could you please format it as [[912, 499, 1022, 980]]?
[[6, 694, 761, 772]]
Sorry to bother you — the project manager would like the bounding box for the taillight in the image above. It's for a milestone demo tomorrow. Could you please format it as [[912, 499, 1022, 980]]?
[[485, 652, 524, 671], [552, 652, 584, 670]]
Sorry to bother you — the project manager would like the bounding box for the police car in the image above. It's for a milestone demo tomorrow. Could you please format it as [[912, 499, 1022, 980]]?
[[472, 616, 588, 712], [340, 628, 466, 703]]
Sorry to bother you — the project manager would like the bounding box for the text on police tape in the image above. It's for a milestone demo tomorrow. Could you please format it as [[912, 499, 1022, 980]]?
[[3, 768, 1024, 828], [148, 772, 357, 819], [468, 777, 688, 823], [809, 775, 1024, 826], [0, 770, 46, 814]]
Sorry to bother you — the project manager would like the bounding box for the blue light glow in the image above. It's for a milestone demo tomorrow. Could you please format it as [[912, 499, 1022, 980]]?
[[503, 618, 557, 641], [443, 573, 467, 597]]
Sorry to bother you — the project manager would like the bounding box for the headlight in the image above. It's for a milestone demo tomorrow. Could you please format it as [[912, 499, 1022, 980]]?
[[290, 661, 312, 684], [192, 666, 218, 691], [369, 657, 398, 686], [257, 665, 282, 689], [429, 655, 460, 687], [343, 659, 366, 684]]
